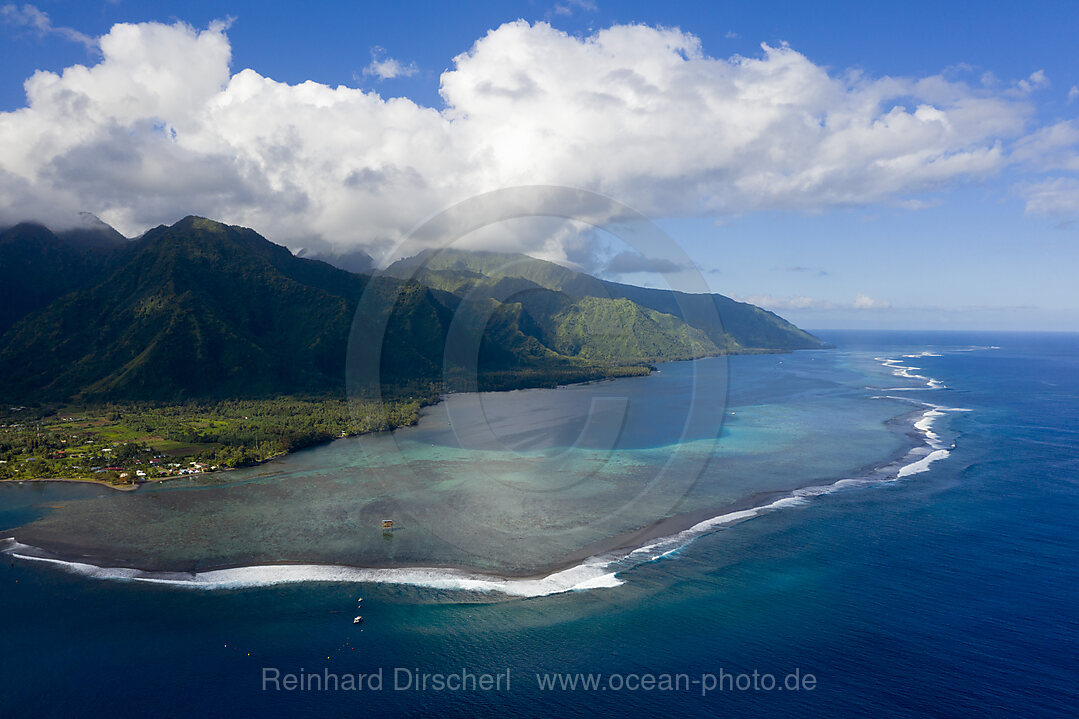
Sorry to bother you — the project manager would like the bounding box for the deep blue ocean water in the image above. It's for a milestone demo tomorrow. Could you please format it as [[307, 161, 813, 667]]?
[[0, 331, 1076, 718]]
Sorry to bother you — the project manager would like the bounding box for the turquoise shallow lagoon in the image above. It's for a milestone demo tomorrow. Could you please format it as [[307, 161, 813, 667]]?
[[3, 346, 915, 576]]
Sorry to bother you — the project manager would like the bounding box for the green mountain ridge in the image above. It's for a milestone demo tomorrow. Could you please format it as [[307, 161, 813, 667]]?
[[0, 217, 449, 401], [384, 248, 823, 357], [0, 217, 825, 404]]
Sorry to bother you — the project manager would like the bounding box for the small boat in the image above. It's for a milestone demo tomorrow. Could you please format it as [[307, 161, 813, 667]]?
[[353, 616, 363, 624]]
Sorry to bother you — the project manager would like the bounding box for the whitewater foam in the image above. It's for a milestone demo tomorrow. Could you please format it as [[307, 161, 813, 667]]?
[[0, 538, 624, 597], [896, 448, 951, 478], [875, 355, 947, 390]]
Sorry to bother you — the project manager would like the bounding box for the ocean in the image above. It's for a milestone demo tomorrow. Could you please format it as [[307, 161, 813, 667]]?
[[0, 330, 1076, 717]]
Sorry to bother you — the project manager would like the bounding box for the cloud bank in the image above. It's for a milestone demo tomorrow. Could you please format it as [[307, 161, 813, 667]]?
[[0, 18, 1074, 260]]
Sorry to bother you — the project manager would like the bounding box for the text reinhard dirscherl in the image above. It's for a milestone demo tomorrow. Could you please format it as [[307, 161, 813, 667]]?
[[261, 667, 817, 696], [262, 667, 510, 693]]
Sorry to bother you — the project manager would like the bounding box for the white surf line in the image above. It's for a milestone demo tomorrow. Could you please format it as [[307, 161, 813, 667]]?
[[622, 348, 972, 565], [0, 538, 624, 597], [867, 342, 972, 479], [874, 355, 946, 390], [621, 393, 972, 566], [890, 399, 971, 477]]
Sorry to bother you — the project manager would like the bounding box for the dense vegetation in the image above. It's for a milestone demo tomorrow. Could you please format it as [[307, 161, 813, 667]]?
[[0, 395, 436, 486]]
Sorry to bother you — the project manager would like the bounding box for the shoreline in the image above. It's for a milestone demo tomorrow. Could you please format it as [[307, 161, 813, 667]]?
[[1, 349, 957, 595], [3, 449, 290, 492], [0, 476, 140, 492]]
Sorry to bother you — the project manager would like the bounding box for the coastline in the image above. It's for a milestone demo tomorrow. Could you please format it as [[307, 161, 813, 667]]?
[[3, 467, 233, 492], [1, 400, 952, 596], [0, 476, 140, 492], [1, 347, 960, 597], [3, 446, 295, 492]]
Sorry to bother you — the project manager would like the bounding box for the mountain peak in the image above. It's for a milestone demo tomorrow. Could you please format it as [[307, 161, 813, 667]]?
[[57, 213, 127, 248], [172, 215, 229, 233], [0, 220, 127, 337]]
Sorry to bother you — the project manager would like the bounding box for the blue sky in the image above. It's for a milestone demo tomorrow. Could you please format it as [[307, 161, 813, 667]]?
[[2, 1, 1078, 330]]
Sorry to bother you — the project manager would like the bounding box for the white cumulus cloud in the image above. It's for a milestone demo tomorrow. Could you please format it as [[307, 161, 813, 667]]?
[[362, 47, 418, 80], [0, 18, 1067, 261], [1010, 69, 1050, 96], [853, 293, 891, 310]]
